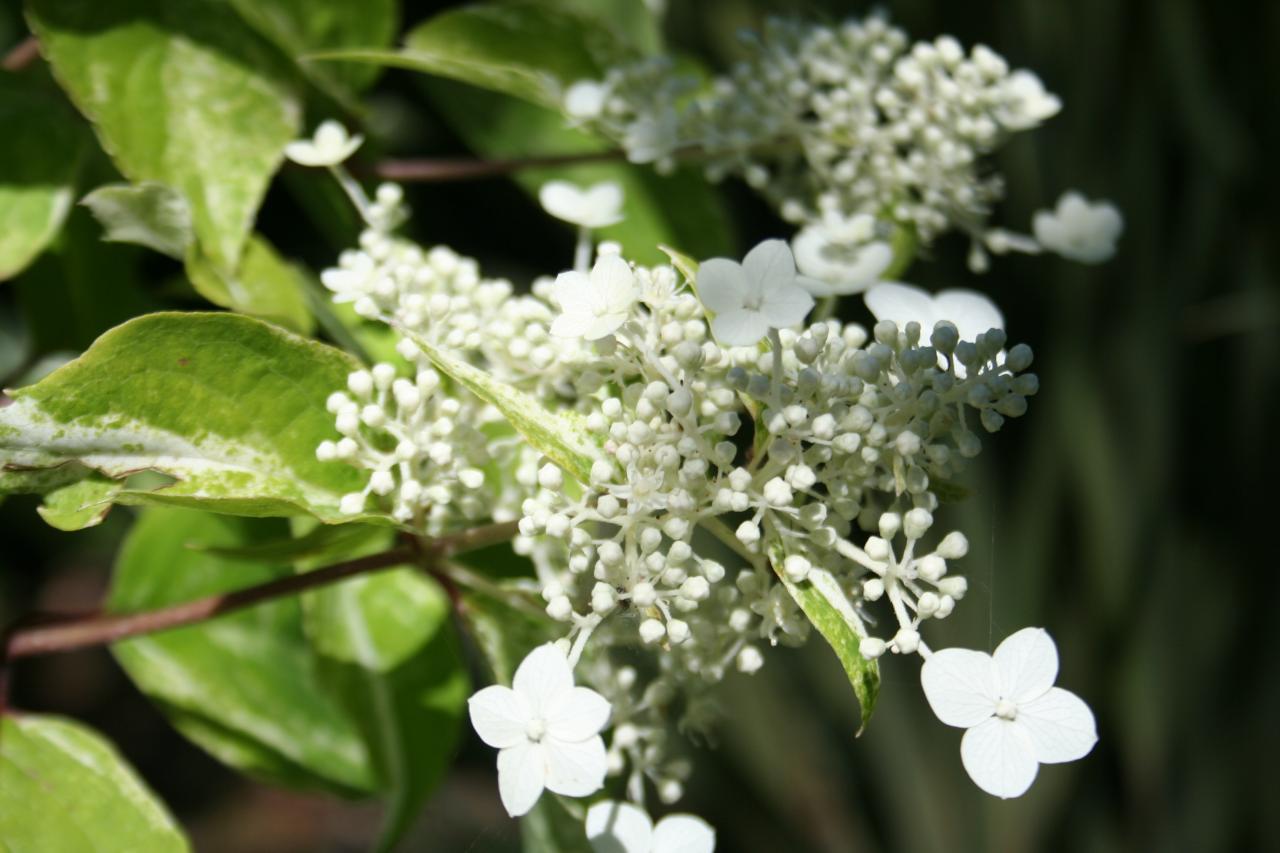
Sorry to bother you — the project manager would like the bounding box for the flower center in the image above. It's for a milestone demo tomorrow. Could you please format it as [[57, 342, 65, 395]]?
[[742, 294, 763, 311], [525, 717, 547, 742], [995, 699, 1017, 721]]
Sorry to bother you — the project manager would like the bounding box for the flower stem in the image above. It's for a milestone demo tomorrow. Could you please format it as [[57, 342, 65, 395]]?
[[3, 520, 518, 660]]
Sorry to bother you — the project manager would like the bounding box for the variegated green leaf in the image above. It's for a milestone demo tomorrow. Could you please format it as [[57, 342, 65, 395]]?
[[80, 182, 193, 260], [406, 332, 600, 484], [28, 0, 301, 273], [0, 714, 190, 851], [0, 312, 372, 523], [767, 539, 880, 734], [110, 508, 377, 795]]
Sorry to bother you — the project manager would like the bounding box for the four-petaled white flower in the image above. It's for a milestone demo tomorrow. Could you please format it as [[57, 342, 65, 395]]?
[[920, 627, 1097, 799], [792, 211, 894, 296], [864, 282, 1003, 344], [539, 180, 625, 229], [469, 644, 612, 817], [996, 70, 1062, 130], [586, 800, 715, 853], [697, 240, 817, 346], [1033, 191, 1124, 264], [284, 120, 363, 167], [551, 254, 638, 340]]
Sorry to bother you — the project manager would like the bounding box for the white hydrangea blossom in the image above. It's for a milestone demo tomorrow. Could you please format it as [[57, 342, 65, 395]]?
[[304, 12, 1108, 837], [921, 628, 1097, 798], [284, 120, 363, 167], [585, 800, 715, 853], [1033, 191, 1124, 263], [469, 644, 611, 816], [539, 180, 625, 229]]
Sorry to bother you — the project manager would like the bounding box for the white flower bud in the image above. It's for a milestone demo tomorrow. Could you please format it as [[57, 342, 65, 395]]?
[[859, 637, 887, 659], [371, 363, 396, 390], [735, 520, 761, 546], [681, 577, 710, 601], [938, 576, 968, 599], [783, 554, 812, 583], [538, 463, 563, 490], [903, 508, 933, 539], [878, 512, 902, 539], [639, 618, 666, 644], [763, 477, 793, 507], [728, 608, 752, 632], [339, 493, 366, 515], [546, 595, 573, 621], [917, 554, 947, 582], [598, 541, 624, 567], [936, 531, 969, 559], [631, 581, 657, 607], [893, 628, 920, 654], [865, 536, 892, 561], [666, 619, 690, 644], [658, 779, 683, 804], [458, 468, 485, 489], [316, 440, 337, 462], [369, 470, 395, 496], [862, 578, 885, 601], [736, 645, 764, 673], [347, 370, 373, 396]]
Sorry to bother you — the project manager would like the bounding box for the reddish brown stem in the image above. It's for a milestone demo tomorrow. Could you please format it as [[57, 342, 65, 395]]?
[[3, 520, 518, 660], [2, 36, 40, 72], [368, 149, 627, 182]]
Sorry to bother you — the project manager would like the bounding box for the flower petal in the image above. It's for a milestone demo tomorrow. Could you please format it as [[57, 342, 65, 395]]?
[[960, 717, 1038, 799], [933, 289, 1004, 342], [760, 283, 815, 328], [468, 685, 531, 749], [497, 741, 547, 817], [993, 627, 1058, 704], [696, 259, 746, 313], [539, 181, 588, 226], [920, 648, 999, 728], [652, 814, 717, 853], [513, 643, 575, 716], [546, 686, 612, 742], [1018, 686, 1097, 764], [582, 182, 625, 227], [551, 311, 594, 339], [742, 239, 796, 292], [592, 254, 637, 314], [553, 270, 594, 311], [711, 309, 771, 346], [585, 800, 653, 853], [544, 734, 608, 797], [863, 282, 936, 329]]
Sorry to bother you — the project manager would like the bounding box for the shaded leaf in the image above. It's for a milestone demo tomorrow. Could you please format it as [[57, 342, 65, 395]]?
[[425, 82, 732, 265], [185, 235, 315, 334], [0, 70, 89, 280], [0, 714, 190, 851], [314, 0, 627, 110], [81, 182, 193, 259], [767, 539, 879, 734], [109, 507, 377, 794], [298, 524, 470, 851]]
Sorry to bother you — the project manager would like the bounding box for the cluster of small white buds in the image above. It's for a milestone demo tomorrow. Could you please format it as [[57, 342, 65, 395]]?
[[316, 363, 493, 530]]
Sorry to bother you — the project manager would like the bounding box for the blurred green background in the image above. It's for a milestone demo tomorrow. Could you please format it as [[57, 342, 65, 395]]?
[[2, 0, 1276, 850]]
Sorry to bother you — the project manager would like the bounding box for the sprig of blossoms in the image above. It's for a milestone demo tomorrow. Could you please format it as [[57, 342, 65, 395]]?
[[303, 61, 1101, 837]]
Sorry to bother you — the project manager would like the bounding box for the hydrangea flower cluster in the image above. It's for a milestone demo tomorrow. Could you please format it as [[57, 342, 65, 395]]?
[[564, 15, 1122, 276], [296, 13, 1113, 846]]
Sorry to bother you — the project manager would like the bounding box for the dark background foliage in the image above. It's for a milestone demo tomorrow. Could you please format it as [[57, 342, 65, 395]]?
[[2, 0, 1276, 850]]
